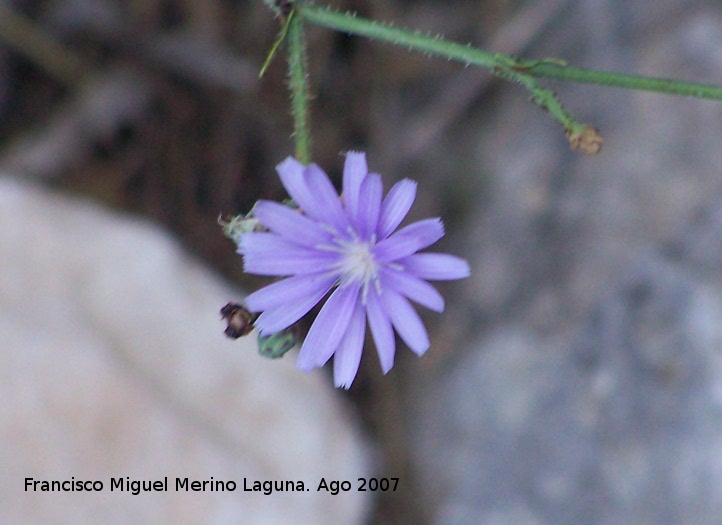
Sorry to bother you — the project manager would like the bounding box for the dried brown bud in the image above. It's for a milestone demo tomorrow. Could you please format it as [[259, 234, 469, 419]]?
[[567, 125, 603, 155], [220, 302, 254, 339]]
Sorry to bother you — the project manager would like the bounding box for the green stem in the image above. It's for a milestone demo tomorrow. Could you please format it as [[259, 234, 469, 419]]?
[[298, 4, 498, 67], [523, 61, 722, 100], [286, 10, 311, 165], [492, 54, 601, 154], [298, 3, 722, 102]]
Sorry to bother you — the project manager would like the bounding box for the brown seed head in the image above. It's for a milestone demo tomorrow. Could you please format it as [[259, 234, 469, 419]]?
[[220, 302, 254, 339], [567, 125, 603, 155]]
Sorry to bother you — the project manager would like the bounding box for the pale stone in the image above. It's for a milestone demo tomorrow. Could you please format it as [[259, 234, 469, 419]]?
[[0, 177, 371, 524]]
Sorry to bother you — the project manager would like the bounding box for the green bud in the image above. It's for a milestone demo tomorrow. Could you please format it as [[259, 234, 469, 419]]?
[[257, 329, 297, 359]]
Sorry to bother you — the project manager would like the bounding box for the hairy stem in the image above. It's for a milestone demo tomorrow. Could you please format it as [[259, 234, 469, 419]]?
[[298, 3, 722, 102], [287, 10, 311, 164]]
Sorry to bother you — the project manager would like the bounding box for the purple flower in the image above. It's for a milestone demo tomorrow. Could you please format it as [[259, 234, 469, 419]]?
[[239, 152, 470, 388]]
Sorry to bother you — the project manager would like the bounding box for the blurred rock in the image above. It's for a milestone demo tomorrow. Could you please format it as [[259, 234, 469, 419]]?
[[0, 177, 371, 524], [410, 2, 722, 524], [414, 253, 722, 525]]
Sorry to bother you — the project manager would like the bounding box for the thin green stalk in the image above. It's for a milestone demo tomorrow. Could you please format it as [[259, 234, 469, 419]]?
[[298, 3, 722, 102], [286, 10, 311, 165], [259, 10, 294, 78]]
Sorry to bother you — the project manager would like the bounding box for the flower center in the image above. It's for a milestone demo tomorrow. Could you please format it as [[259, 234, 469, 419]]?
[[317, 229, 382, 302], [339, 240, 378, 286]]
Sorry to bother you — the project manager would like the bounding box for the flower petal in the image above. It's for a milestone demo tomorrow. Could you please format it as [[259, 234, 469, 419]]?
[[240, 232, 337, 275], [342, 151, 367, 220], [245, 273, 336, 312], [301, 163, 350, 234], [372, 218, 445, 263], [333, 299, 366, 389], [355, 173, 382, 240], [253, 278, 334, 334], [296, 282, 361, 370], [377, 179, 417, 239], [379, 267, 444, 312], [252, 201, 331, 247], [366, 289, 395, 373], [276, 157, 317, 212], [400, 253, 471, 280], [379, 289, 430, 356]]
